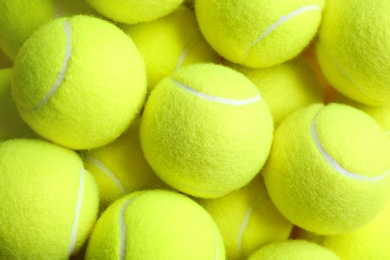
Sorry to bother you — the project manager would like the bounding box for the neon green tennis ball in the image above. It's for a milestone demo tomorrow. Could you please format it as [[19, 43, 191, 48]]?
[[140, 63, 273, 198], [195, 0, 325, 68], [85, 190, 225, 259], [0, 138, 99, 259], [263, 103, 390, 235], [12, 15, 146, 150]]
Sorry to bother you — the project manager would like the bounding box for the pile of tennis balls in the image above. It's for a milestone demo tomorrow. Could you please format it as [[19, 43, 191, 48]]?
[[1, 0, 390, 259]]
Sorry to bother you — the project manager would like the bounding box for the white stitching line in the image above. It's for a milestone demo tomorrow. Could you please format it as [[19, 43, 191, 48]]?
[[244, 5, 321, 62], [84, 155, 126, 195], [311, 108, 390, 182], [120, 196, 138, 260], [173, 79, 261, 106], [26, 19, 72, 112], [68, 168, 85, 257], [176, 34, 201, 70]]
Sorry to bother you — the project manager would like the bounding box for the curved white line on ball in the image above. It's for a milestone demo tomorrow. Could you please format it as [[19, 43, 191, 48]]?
[[176, 34, 201, 70], [311, 109, 390, 182], [173, 79, 261, 106], [27, 19, 72, 112], [68, 168, 85, 257], [120, 196, 138, 260], [244, 5, 321, 61], [84, 155, 126, 195]]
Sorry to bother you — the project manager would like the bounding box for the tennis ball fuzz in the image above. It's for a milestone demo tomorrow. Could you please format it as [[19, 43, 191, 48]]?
[[86, 190, 225, 259], [12, 15, 146, 150], [0, 138, 99, 259], [316, 0, 390, 106], [263, 103, 390, 235], [195, 0, 325, 68], [140, 63, 273, 198]]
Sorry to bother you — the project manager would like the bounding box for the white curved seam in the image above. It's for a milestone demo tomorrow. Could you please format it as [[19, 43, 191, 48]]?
[[173, 79, 261, 106], [26, 19, 72, 112], [214, 231, 219, 260], [176, 35, 201, 70], [311, 109, 390, 182], [84, 155, 126, 195], [68, 168, 85, 257], [386, 130, 390, 135], [120, 196, 137, 260], [244, 5, 321, 61], [237, 195, 265, 253]]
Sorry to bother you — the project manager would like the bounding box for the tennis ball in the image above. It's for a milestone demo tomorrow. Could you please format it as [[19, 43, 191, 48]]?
[[85, 189, 225, 259], [86, 0, 183, 24], [0, 68, 33, 140], [199, 174, 292, 259], [321, 196, 390, 259], [122, 6, 217, 93], [248, 240, 340, 260], [54, 0, 97, 16], [12, 15, 146, 150], [140, 63, 273, 198], [316, 0, 390, 106], [230, 57, 323, 127], [263, 103, 390, 235], [0, 138, 99, 259], [83, 116, 167, 210], [0, 0, 54, 60], [195, 0, 325, 68]]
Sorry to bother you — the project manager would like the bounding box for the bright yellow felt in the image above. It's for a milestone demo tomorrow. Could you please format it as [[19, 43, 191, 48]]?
[[140, 63, 273, 198], [85, 190, 225, 259], [12, 15, 146, 150], [123, 6, 217, 93], [199, 174, 292, 259], [263, 103, 390, 234], [195, 0, 325, 68], [0, 138, 99, 259]]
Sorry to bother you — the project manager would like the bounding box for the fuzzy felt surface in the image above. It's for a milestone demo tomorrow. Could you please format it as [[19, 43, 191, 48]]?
[[195, 0, 325, 68], [140, 63, 273, 198], [123, 6, 217, 93], [0, 139, 99, 259], [86, 190, 225, 259], [12, 15, 147, 150], [316, 0, 390, 106], [263, 103, 390, 235], [86, 0, 183, 24]]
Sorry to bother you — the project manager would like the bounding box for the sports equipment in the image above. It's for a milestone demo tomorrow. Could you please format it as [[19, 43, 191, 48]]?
[[0, 68, 33, 140], [316, 0, 390, 106], [83, 116, 167, 210], [12, 15, 146, 150], [86, 0, 183, 24], [0, 0, 54, 60], [263, 103, 390, 234], [85, 189, 225, 259], [199, 174, 292, 259], [140, 63, 273, 198], [54, 0, 97, 16], [0, 138, 99, 259], [195, 0, 325, 68], [248, 240, 340, 260], [122, 6, 217, 93], [231, 57, 323, 126]]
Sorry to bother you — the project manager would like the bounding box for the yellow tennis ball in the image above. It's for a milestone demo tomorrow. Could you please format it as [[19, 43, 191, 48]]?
[[231, 57, 323, 127], [0, 138, 99, 259], [199, 174, 292, 259], [54, 0, 97, 16], [195, 0, 325, 68], [122, 6, 217, 93], [248, 240, 340, 260], [140, 63, 273, 198], [12, 15, 146, 150], [263, 103, 390, 235], [85, 189, 225, 259], [83, 116, 167, 210], [86, 0, 183, 24], [316, 0, 390, 106], [0, 68, 33, 140], [0, 0, 54, 60]]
